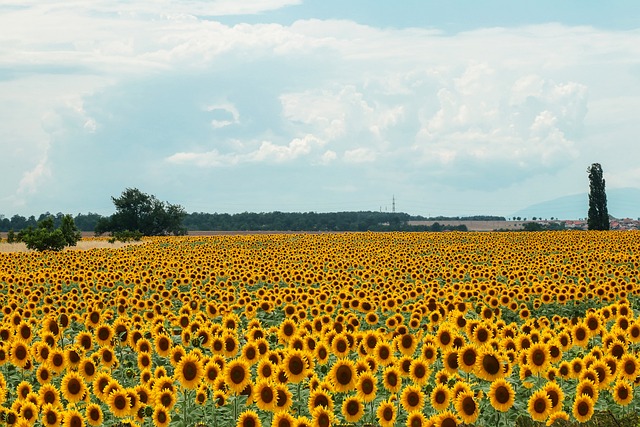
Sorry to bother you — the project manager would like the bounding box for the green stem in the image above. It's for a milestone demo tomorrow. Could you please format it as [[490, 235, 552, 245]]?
[[297, 382, 302, 416]]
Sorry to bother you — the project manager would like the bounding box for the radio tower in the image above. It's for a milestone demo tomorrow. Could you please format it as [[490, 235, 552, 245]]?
[[392, 195, 396, 213]]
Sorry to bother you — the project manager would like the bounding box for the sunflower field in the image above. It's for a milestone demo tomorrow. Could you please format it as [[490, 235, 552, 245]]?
[[1, 231, 640, 427]]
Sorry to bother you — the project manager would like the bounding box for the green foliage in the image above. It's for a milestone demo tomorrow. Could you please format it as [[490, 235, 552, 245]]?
[[587, 163, 610, 230], [96, 188, 187, 236], [21, 215, 81, 251], [107, 230, 143, 243], [6, 229, 16, 243]]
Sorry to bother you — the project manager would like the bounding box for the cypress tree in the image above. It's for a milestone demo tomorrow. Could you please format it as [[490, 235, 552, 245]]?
[[587, 163, 610, 230]]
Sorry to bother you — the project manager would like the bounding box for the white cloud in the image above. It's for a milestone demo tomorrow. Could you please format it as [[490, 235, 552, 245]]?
[[1, 4, 640, 215], [343, 148, 377, 164], [166, 134, 323, 166]]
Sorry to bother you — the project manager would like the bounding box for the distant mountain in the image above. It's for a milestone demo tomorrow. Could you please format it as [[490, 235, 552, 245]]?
[[512, 188, 640, 220]]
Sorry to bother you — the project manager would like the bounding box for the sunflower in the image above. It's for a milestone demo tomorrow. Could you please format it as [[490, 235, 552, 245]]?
[[528, 389, 552, 422], [137, 352, 152, 371], [237, 410, 262, 427], [283, 350, 309, 384], [175, 353, 203, 389], [60, 371, 87, 404], [488, 378, 515, 412], [373, 342, 394, 367], [153, 405, 171, 427], [572, 395, 594, 423], [342, 396, 364, 423], [611, 380, 633, 406], [527, 343, 551, 375], [617, 354, 638, 381], [330, 333, 351, 358], [154, 334, 172, 358], [396, 333, 418, 356], [435, 327, 455, 351], [454, 390, 478, 424], [308, 389, 334, 413], [434, 411, 460, 427], [308, 340, 328, 364], [406, 410, 428, 427], [225, 359, 251, 394], [92, 372, 112, 401], [571, 323, 590, 348], [475, 347, 504, 381], [458, 344, 478, 374], [410, 358, 431, 386], [49, 349, 66, 373], [108, 388, 131, 418], [543, 382, 564, 413], [9, 339, 31, 369], [275, 384, 293, 412], [16, 380, 32, 400], [155, 388, 177, 410], [63, 409, 85, 427], [576, 379, 599, 401], [254, 380, 277, 411], [329, 358, 356, 392], [19, 401, 38, 425], [256, 359, 275, 381], [382, 365, 402, 393], [94, 323, 114, 347], [443, 350, 459, 374], [311, 406, 333, 427], [241, 342, 260, 366], [278, 319, 297, 344], [41, 403, 62, 427], [38, 383, 60, 407], [421, 342, 438, 364], [356, 371, 377, 403], [85, 403, 103, 427], [401, 385, 425, 412], [430, 383, 450, 412], [377, 399, 396, 427], [98, 347, 116, 369]]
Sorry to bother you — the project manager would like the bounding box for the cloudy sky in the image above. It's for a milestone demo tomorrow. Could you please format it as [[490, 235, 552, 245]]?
[[2, 1, 640, 218]]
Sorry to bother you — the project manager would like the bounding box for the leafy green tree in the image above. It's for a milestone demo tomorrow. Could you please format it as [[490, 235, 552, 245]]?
[[96, 188, 187, 236], [587, 163, 610, 230], [21, 215, 81, 251], [6, 229, 16, 243], [60, 214, 82, 246]]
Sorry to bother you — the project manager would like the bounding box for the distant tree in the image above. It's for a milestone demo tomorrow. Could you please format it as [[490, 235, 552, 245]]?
[[96, 188, 187, 236], [6, 229, 16, 243], [21, 215, 81, 251], [587, 163, 610, 230]]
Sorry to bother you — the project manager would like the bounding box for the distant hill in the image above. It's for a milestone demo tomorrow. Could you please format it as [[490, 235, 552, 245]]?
[[512, 188, 640, 220]]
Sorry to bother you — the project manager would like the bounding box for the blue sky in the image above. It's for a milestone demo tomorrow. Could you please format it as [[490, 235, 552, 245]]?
[[2, 1, 640, 219]]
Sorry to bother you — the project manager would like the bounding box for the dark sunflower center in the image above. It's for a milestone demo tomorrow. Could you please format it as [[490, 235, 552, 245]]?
[[463, 350, 476, 366], [362, 379, 374, 394], [532, 350, 545, 366], [68, 378, 81, 395], [408, 392, 419, 407], [261, 387, 274, 403], [379, 346, 390, 359], [462, 396, 476, 414], [289, 356, 304, 375], [347, 400, 359, 415], [578, 401, 589, 416], [618, 386, 629, 400], [16, 345, 27, 360], [483, 354, 500, 375], [495, 386, 510, 404], [183, 362, 197, 381], [435, 391, 446, 404], [534, 398, 547, 414], [336, 365, 353, 385], [383, 407, 393, 421], [115, 394, 128, 410], [231, 366, 246, 384], [314, 394, 328, 407]]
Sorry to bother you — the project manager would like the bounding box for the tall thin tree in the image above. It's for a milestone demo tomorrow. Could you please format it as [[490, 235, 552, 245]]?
[[587, 163, 610, 230]]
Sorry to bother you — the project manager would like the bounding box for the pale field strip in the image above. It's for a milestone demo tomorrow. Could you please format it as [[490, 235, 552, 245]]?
[[0, 240, 144, 253]]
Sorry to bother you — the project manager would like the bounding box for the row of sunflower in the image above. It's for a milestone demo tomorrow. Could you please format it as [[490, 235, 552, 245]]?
[[0, 231, 640, 426]]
